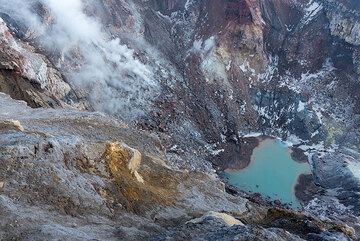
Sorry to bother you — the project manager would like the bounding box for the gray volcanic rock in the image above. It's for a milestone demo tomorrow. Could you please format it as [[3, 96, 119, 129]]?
[[0, 93, 249, 240], [0, 93, 355, 240]]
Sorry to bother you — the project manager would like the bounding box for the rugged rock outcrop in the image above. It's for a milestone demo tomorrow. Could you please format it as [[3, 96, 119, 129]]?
[[0, 18, 74, 108]]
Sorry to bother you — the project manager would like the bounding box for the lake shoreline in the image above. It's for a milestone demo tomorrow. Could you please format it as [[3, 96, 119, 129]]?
[[221, 137, 313, 209], [223, 135, 309, 173], [223, 135, 275, 172]]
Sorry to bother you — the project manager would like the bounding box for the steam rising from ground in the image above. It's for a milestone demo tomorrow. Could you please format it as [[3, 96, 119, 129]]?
[[0, 0, 159, 119]]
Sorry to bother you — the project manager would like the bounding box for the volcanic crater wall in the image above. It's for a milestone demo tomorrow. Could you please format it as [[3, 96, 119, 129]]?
[[0, 0, 360, 227]]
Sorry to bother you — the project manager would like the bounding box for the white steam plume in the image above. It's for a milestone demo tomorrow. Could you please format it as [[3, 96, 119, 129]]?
[[0, 0, 160, 120]]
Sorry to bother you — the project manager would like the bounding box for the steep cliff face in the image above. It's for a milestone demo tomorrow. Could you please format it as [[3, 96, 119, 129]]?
[[0, 0, 359, 240]]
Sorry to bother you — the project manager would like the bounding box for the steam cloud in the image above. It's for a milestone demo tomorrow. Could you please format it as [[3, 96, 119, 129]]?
[[0, 0, 160, 120]]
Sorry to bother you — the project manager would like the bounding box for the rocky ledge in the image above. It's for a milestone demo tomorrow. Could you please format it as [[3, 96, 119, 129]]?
[[0, 93, 356, 240]]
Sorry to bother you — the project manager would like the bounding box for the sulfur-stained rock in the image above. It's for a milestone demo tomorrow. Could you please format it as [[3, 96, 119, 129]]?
[[102, 141, 180, 213], [104, 142, 144, 184]]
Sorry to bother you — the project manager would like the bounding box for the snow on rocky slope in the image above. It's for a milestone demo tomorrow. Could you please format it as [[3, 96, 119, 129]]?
[[0, 0, 359, 240]]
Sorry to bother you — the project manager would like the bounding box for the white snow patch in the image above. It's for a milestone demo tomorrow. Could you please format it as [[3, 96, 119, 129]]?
[[192, 39, 203, 52], [185, 0, 195, 11], [241, 132, 263, 138], [191, 36, 216, 54], [297, 101, 306, 112], [210, 149, 225, 156], [312, 104, 324, 124], [220, 134, 227, 143], [310, 130, 320, 138], [226, 60, 232, 71], [347, 161, 360, 181], [239, 63, 247, 72], [301, 0, 323, 26], [239, 61, 256, 74], [258, 55, 279, 83], [203, 36, 216, 53], [286, 134, 305, 146]]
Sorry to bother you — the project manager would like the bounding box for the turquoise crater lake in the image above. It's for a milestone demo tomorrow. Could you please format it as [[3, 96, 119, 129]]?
[[225, 138, 311, 209]]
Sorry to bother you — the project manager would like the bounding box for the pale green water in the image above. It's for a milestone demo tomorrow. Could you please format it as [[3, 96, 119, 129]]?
[[225, 139, 310, 209]]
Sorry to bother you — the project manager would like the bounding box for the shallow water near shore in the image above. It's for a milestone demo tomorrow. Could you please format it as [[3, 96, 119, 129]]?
[[225, 138, 311, 209]]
